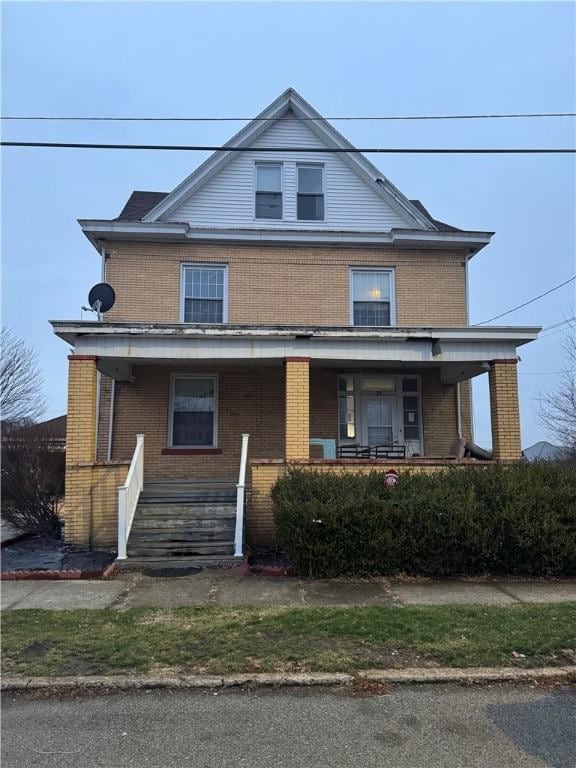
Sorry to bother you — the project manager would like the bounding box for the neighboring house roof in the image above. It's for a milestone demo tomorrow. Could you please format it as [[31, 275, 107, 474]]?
[[2, 415, 67, 449], [22, 415, 67, 446], [522, 440, 564, 461], [115, 190, 461, 232]]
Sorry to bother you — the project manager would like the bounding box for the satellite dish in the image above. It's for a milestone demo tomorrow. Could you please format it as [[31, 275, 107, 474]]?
[[88, 283, 116, 314]]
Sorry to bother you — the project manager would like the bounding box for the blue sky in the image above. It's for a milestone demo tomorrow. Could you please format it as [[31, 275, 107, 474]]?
[[2, 1, 575, 447]]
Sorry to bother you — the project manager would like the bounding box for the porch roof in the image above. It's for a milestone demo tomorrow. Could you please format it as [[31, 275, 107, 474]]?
[[52, 321, 540, 384]]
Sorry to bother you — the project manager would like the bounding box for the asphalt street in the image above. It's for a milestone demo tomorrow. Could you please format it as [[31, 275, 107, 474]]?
[[2, 683, 575, 768]]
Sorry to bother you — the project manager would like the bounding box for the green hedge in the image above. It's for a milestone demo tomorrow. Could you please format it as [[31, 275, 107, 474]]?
[[271, 464, 576, 578]]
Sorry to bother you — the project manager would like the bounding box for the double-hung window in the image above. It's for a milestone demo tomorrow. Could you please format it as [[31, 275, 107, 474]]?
[[297, 165, 324, 220], [350, 268, 394, 326], [170, 375, 217, 448], [255, 163, 282, 219], [182, 265, 227, 323]]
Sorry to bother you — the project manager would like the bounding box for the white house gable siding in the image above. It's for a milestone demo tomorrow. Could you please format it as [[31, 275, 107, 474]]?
[[165, 115, 411, 231]]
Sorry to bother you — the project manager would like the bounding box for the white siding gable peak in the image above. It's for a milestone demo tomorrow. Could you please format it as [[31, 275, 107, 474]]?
[[142, 88, 434, 232]]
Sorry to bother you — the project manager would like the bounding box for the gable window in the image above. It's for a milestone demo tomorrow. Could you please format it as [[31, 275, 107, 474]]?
[[255, 163, 282, 219], [350, 268, 394, 326], [297, 165, 324, 220], [169, 375, 218, 448], [182, 264, 227, 323]]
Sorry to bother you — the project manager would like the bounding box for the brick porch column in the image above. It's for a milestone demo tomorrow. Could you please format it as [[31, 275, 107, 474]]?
[[489, 359, 522, 461], [64, 355, 98, 545], [284, 357, 310, 461]]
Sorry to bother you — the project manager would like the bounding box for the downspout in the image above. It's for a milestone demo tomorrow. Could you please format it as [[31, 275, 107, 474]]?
[[94, 245, 106, 456], [456, 382, 463, 439], [464, 252, 474, 440], [107, 379, 116, 461]]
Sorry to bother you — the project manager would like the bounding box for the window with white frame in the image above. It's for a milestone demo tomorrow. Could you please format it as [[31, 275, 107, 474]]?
[[297, 165, 324, 220], [255, 163, 282, 219], [182, 265, 226, 323], [170, 376, 217, 448], [350, 269, 394, 326]]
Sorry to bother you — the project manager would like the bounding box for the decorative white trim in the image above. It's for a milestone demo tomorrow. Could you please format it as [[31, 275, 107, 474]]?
[[349, 267, 396, 326], [296, 163, 325, 222], [79, 219, 493, 253], [337, 373, 423, 455], [253, 160, 284, 221], [167, 373, 219, 449], [180, 263, 228, 324]]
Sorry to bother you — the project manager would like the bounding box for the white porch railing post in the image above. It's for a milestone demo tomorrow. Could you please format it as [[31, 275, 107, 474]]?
[[117, 488, 127, 560], [117, 434, 145, 560], [235, 433, 250, 558]]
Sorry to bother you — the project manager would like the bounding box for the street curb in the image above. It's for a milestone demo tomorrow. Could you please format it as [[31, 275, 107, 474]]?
[[2, 666, 575, 692]]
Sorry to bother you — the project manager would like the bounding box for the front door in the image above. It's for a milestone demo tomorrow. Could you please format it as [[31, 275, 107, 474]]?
[[360, 396, 397, 446]]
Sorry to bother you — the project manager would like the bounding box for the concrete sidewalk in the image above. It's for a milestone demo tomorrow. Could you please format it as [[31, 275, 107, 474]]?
[[2, 571, 576, 611]]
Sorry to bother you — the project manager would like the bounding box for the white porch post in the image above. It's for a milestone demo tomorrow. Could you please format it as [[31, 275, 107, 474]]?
[[235, 433, 250, 557]]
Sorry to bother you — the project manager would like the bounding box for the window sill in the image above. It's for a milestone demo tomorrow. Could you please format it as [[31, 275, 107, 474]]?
[[162, 448, 222, 456]]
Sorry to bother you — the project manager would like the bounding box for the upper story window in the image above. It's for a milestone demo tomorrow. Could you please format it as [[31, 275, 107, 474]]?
[[297, 165, 324, 220], [255, 163, 282, 219], [350, 268, 395, 326], [182, 264, 227, 323]]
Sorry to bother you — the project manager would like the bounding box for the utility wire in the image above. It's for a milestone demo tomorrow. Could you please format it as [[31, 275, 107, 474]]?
[[1, 141, 575, 153], [519, 369, 576, 375], [542, 316, 576, 332], [474, 277, 576, 325], [2, 112, 576, 122]]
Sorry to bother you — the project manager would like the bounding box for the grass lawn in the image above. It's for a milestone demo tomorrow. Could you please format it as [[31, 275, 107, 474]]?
[[3, 604, 575, 677]]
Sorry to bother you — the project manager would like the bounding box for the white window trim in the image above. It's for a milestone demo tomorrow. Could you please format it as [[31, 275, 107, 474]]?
[[167, 373, 219, 449], [180, 263, 228, 324], [254, 161, 284, 221], [336, 373, 423, 453], [296, 163, 325, 222], [349, 267, 396, 326]]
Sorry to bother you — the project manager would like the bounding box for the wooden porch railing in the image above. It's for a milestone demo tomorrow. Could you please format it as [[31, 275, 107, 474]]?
[[117, 434, 144, 560], [234, 433, 250, 557]]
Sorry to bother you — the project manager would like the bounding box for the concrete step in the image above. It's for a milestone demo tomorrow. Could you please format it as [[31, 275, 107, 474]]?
[[117, 554, 244, 570]]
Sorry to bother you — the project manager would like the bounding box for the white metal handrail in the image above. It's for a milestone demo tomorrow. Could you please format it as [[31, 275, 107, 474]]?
[[117, 433, 144, 560], [234, 433, 250, 557]]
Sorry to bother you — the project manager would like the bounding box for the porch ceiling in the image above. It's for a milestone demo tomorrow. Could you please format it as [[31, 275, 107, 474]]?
[[52, 321, 540, 383]]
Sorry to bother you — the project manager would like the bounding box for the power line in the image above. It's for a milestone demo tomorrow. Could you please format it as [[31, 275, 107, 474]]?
[[2, 112, 576, 123], [519, 369, 576, 375], [474, 277, 576, 325], [538, 323, 576, 341], [1, 141, 575, 153], [542, 316, 576, 332]]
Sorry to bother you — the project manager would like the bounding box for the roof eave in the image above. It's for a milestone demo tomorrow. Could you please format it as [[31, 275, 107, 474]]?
[[78, 219, 492, 251]]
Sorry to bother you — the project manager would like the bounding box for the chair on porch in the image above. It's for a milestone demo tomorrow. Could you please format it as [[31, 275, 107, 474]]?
[[372, 445, 406, 459], [337, 445, 372, 458]]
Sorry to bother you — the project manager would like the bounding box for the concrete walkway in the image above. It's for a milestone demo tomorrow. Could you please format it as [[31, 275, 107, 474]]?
[[2, 571, 576, 610]]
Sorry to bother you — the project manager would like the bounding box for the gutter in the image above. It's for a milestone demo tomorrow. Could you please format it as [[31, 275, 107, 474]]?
[[78, 219, 493, 253]]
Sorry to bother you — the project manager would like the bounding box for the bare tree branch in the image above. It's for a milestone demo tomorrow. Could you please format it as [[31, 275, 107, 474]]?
[[0, 327, 46, 426], [539, 324, 576, 458]]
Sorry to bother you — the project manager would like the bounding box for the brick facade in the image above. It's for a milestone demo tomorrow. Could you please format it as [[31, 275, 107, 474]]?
[[103, 242, 468, 327], [285, 359, 310, 460], [489, 360, 522, 460]]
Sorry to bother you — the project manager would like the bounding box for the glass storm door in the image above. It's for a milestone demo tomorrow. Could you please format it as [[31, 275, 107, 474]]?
[[361, 396, 396, 446]]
